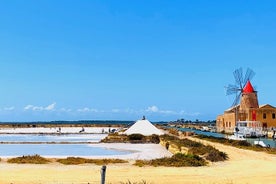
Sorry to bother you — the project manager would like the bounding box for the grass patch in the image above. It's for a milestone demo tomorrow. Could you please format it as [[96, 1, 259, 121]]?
[[7, 154, 50, 164], [56, 157, 128, 165], [168, 128, 179, 136], [134, 153, 207, 167], [101, 133, 160, 143], [161, 134, 228, 162], [195, 134, 276, 154]]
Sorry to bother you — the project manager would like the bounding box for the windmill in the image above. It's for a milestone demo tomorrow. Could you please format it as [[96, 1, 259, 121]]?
[[225, 67, 257, 125]]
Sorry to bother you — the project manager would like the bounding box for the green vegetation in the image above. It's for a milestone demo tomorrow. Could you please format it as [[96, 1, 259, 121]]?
[[6, 155, 127, 165], [101, 133, 160, 144], [128, 134, 145, 141], [133, 135, 227, 167], [128, 134, 160, 143], [195, 134, 276, 154], [7, 154, 50, 164], [134, 153, 207, 167], [56, 157, 128, 165], [168, 128, 179, 136], [161, 134, 228, 162]]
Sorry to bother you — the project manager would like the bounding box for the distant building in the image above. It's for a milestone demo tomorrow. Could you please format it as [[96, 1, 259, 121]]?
[[216, 81, 276, 133]]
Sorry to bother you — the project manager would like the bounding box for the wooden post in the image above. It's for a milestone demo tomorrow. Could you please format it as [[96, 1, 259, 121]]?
[[101, 165, 107, 184]]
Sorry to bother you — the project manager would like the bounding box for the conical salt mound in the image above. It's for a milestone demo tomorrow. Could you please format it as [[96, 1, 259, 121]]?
[[124, 118, 164, 136]]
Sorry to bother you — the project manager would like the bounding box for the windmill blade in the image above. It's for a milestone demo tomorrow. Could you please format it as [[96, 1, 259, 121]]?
[[225, 84, 241, 95], [243, 68, 255, 84], [232, 92, 241, 107], [254, 85, 258, 92], [233, 67, 243, 89]]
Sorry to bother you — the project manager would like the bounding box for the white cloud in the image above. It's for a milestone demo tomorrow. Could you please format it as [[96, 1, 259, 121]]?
[[23, 104, 200, 118], [32, 106, 44, 111], [124, 108, 136, 114], [24, 103, 56, 111], [111, 109, 120, 113], [77, 107, 99, 113], [24, 105, 34, 110], [159, 110, 177, 114], [60, 108, 72, 112], [180, 110, 201, 116], [146, 105, 159, 112], [146, 105, 175, 114], [77, 107, 90, 112], [145, 105, 200, 116], [45, 103, 56, 111], [4, 107, 15, 111]]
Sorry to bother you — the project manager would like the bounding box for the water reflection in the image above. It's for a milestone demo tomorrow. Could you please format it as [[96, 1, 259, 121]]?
[[178, 128, 225, 138], [0, 144, 130, 157], [0, 134, 107, 143]]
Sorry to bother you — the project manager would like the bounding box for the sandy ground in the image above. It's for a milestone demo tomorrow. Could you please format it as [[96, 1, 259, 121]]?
[[1, 138, 276, 184], [89, 143, 173, 160]]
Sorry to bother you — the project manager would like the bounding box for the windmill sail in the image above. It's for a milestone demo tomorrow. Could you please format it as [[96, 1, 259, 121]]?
[[225, 67, 255, 107]]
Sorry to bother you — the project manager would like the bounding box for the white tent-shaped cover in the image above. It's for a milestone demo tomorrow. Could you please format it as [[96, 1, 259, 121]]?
[[124, 119, 164, 136]]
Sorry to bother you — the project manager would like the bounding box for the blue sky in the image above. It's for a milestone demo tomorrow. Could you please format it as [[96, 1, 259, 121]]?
[[0, 0, 276, 122]]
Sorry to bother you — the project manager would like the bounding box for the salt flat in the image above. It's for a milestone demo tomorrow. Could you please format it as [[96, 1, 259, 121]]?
[[1, 138, 276, 184], [0, 127, 118, 134]]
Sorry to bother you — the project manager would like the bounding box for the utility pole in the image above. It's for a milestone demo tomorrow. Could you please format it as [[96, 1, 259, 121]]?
[[101, 165, 107, 184]]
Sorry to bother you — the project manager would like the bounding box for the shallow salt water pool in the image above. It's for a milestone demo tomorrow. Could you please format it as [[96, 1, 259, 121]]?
[[0, 134, 107, 143], [0, 143, 131, 157], [0, 134, 132, 157]]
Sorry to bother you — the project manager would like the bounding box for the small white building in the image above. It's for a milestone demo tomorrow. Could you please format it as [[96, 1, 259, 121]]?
[[124, 116, 164, 136]]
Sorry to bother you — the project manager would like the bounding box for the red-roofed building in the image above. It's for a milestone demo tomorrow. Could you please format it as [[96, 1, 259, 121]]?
[[216, 80, 276, 134]]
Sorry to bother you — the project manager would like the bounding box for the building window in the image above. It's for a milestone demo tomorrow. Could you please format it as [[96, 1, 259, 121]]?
[[263, 113, 267, 119], [273, 113, 276, 119], [229, 122, 231, 127]]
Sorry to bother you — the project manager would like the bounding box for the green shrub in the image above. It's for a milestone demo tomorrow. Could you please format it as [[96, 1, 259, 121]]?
[[56, 157, 128, 165], [232, 140, 251, 147], [134, 153, 207, 167], [168, 128, 179, 135], [102, 133, 160, 143], [195, 134, 276, 154], [128, 134, 145, 141], [7, 154, 50, 164], [57, 157, 87, 165], [149, 134, 160, 144], [206, 149, 228, 162], [161, 135, 228, 162], [188, 146, 209, 155], [188, 145, 228, 162]]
